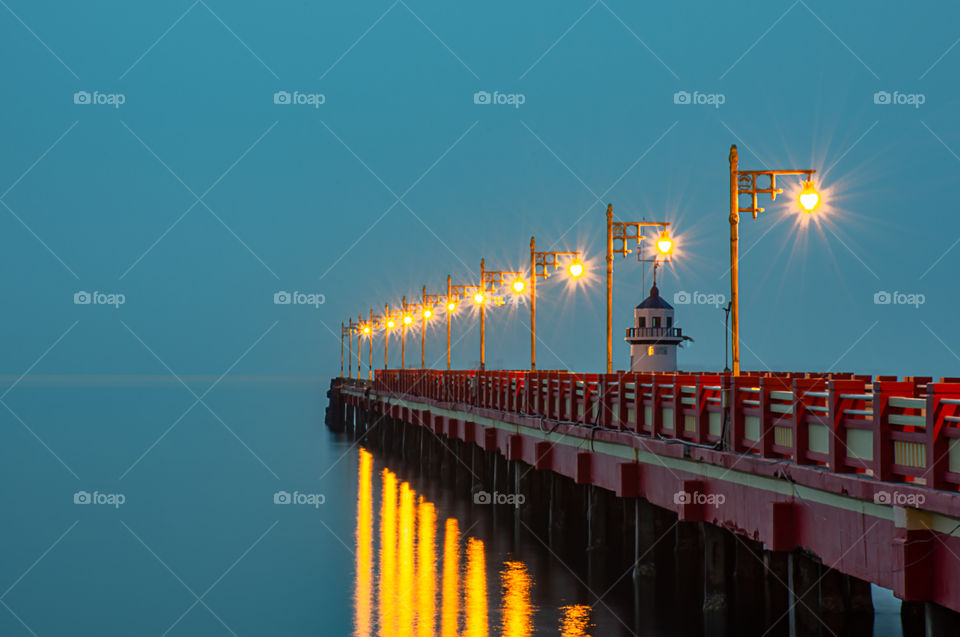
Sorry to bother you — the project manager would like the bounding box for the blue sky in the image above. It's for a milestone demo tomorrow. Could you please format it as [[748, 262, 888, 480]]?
[[3, 0, 960, 379]]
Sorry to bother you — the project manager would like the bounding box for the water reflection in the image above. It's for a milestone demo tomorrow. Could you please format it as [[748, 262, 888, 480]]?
[[559, 604, 593, 636], [357, 447, 600, 636], [416, 498, 436, 637], [355, 449, 373, 637], [500, 561, 533, 637], [440, 518, 459, 637]]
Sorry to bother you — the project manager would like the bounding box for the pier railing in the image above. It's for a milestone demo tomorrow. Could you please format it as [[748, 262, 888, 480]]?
[[369, 369, 960, 492]]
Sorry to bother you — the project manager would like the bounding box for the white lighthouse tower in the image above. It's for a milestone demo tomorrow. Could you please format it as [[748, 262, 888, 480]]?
[[624, 282, 688, 372]]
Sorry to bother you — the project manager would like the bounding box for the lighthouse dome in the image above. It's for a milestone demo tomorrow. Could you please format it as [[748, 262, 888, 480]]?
[[636, 284, 673, 310]]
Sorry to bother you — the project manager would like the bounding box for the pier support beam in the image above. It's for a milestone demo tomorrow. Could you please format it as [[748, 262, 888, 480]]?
[[702, 523, 731, 637], [926, 602, 960, 635]]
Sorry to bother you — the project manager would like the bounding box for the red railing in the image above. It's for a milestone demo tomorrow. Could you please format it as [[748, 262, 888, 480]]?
[[367, 369, 960, 493]]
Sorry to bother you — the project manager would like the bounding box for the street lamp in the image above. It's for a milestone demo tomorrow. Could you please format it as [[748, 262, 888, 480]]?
[[605, 204, 672, 373], [446, 280, 481, 371], [381, 305, 406, 370], [478, 258, 522, 371], [728, 144, 818, 376], [529, 237, 583, 371]]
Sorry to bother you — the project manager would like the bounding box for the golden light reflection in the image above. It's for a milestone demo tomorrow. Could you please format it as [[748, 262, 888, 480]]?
[[378, 470, 397, 637], [464, 538, 488, 637], [500, 561, 533, 637], [397, 483, 416, 632], [355, 449, 373, 637], [440, 519, 460, 637], [416, 498, 437, 637], [559, 604, 593, 636], [361, 455, 595, 637]]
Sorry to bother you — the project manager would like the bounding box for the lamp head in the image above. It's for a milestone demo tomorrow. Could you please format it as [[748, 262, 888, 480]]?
[[474, 292, 485, 304], [512, 279, 525, 293], [657, 230, 673, 254], [403, 315, 412, 326], [568, 260, 584, 278], [799, 179, 820, 212]]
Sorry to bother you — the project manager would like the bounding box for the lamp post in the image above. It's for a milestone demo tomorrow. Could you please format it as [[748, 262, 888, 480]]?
[[365, 310, 377, 380], [340, 321, 344, 377], [605, 203, 673, 373], [529, 236, 582, 371], [447, 281, 481, 370], [478, 258, 522, 371], [728, 144, 818, 376], [356, 314, 363, 380], [413, 285, 452, 370], [345, 319, 355, 378], [383, 304, 400, 370], [400, 295, 413, 370]]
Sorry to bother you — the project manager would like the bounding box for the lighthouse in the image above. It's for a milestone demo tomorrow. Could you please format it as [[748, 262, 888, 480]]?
[[624, 282, 688, 372]]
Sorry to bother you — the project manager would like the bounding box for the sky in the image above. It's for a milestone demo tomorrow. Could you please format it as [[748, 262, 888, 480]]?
[[3, 0, 960, 380]]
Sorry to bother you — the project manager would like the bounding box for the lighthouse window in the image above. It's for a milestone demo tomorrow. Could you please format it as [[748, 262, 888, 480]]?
[[652, 316, 661, 328], [647, 346, 667, 356], [638, 317, 645, 328], [667, 316, 673, 328]]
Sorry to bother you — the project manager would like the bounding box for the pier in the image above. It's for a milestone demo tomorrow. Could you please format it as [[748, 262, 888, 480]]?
[[329, 369, 960, 635]]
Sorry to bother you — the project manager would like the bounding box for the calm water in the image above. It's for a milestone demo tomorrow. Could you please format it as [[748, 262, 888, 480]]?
[[0, 380, 907, 635]]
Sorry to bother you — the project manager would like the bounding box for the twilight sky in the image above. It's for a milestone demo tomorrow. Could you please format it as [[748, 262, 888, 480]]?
[[3, 1, 959, 379]]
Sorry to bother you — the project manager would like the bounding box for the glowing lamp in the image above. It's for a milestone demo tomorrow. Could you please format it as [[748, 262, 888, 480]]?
[[447, 301, 457, 312], [657, 230, 673, 254], [512, 279, 525, 293], [568, 261, 584, 278], [423, 308, 432, 319], [403, 315, 412, 325], [386, 319, 395, 329], [474, 292, 485, 304], [799, 180, 820, 212]]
